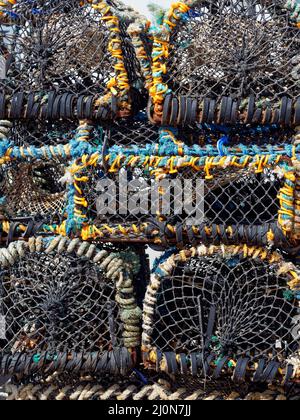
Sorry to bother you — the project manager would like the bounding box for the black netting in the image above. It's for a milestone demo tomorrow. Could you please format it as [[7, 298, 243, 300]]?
[[108, 118, 159, 146], [0, 0, 143, 121], [78, 164, 282, 229], [9, 120, 105, 147], [0, 161, 66, 222], [9, 121, 79, 147], [0, 246, 131, 378], [0, 0, 138, 96], [166, 1, 300, 106], [178, 125, 296, 146], [147, 253, 298, 379]]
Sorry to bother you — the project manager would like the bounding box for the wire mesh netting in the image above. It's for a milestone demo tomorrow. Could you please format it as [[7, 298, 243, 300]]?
[[0, 238, 142, 378], [166, 0, 300, 107], [143, 247, 300, 382]]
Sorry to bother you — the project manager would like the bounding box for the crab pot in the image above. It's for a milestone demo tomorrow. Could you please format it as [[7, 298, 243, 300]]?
[[0, 0, 143, 121], [153, 0, 300, 126], [65, 151, 295, 247], [0, 237, 142, 380], [142, 246, 300, 384]]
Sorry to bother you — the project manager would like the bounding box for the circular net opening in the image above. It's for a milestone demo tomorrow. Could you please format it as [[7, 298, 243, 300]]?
[[151, 254, 298, 364], [0, 249, 123, 357]]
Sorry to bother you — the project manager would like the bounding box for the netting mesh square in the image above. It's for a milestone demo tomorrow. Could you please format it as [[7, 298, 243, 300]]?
[[0, 160, 66, 223]]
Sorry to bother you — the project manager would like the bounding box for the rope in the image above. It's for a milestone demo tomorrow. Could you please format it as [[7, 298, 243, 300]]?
[[2, 381, 291, 400]]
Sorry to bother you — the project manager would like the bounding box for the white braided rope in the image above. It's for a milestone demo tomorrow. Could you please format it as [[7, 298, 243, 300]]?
[[2, 382, 289, 400], [0, 120, 12, 140]]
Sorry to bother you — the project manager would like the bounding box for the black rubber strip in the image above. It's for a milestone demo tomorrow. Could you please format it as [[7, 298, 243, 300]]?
[[252, 108, 262, 124], [233, 358, 250, 382], [294, 97, 300, 126], [66, 94, 76, 119], [164, 352, 178, 375], [279, 96, 288, 124], [30, 102, 40, 119], [96, 105, 105, 120], [156, 350, 162, 372], [201, 97, 210, 123], [284, 364, 294, 384], [169, 97, 179, 126], [230, 101, 238, 124], [179, 354, 188, 375], [89, 352, 99, 374], [147, 98, 157, 125], [162, 94, 172, 125], [177, 96, 186, 126], [111, 95, 117, 116], [246, 95, 255, 124], [0, 92, 6, 119], [8, 353, 22, 376], [271, 108, 280, 124], [101, 107, 109, 121], [285, 98, 293, 126], [52, 95, 62, 120], [205, 305, 216, 350], [10, 92, 24, 119], [262, 361, 280, 383], [218, 97, 228, 124], [7, 222, 19, 246], [47, 91, 56, 120], [187, 225, 198, 247], [59, 93, 70, 119], [184, 97, 193, 125], [224, 97, 233, 123], [263, 107, 272, 125], [175, 224, 184, 249], [191, 99, 198, 123], [40, 103, 47, 120], [253, 359, 267, 382], [25, 92, 35, 119], [190, 353, 198, 376], [213, 356, 229, 379], [203, 354, 214, 376], [84, 96, 94, 119], [207, 99, 216, 123], [77, 95, 86, 119]]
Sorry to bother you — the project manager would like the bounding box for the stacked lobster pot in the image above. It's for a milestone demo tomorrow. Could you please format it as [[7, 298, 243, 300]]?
[[141, 0, 300, 388], [0, 0, 149, 386], [0, 0, 299, 400]]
